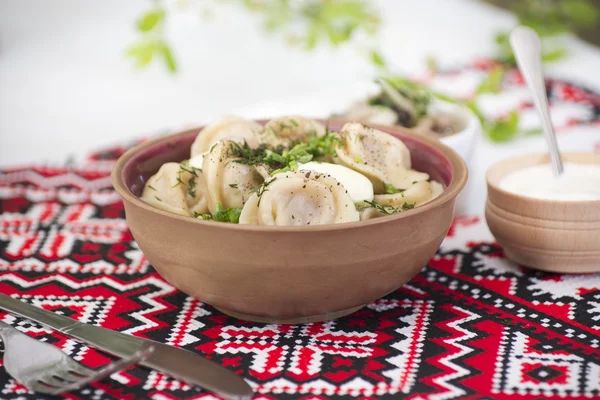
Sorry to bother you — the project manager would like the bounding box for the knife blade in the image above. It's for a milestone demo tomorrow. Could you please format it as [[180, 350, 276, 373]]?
[[0, 293, 253, 400]]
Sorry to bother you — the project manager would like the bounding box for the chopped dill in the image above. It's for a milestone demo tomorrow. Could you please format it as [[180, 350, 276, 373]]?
[[148, 185, 157, 191], [187, 177, 197, 198], [229, 183, 238, 189], [363, 199, 415, 215]]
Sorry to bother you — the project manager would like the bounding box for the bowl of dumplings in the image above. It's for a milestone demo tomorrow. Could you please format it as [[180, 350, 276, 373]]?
[[112, 116, 467, 324]]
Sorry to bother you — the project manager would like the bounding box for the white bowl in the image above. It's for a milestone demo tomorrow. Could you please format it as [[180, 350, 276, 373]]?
[[432, 100, 481, 215], [432, 100, 481, 162]]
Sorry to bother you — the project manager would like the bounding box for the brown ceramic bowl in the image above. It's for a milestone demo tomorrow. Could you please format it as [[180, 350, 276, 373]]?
[[112, 120, 467, 324], [486, 152, 600, 273]]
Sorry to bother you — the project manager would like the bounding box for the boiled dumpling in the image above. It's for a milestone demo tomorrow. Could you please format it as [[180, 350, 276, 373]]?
[[260, 116, 326, 148], [374, 180, 444, 208], [334, 122, 429, 193], [340, 101, 399, 126], [203, 139, 265, 214], [191, 116, 262, 157], [141, 162, 209, 216], [239, 171, 359, 226], [361, 180, 443, 220]]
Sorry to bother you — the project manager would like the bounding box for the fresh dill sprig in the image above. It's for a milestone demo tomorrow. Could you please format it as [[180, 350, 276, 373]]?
[[187, 177, 197, 198], [251, 178, 277, 206], [363, 199, 416, 215]]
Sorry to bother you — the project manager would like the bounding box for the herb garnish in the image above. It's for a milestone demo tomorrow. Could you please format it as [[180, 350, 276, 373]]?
[[229, 134, 341, 176], [363, 199, 416, 215], [213, 203, 242, 223], [154, 196, 162, 202], [179, 159, 201, 177], [187, 177, 197, 198], [172, 176, 184, 187], [148, 185, 157, 191], [383, 183, 403, 194], [402, 202, 416, 210], [229, 184, 238, 189], [193, 211, 212, 220], [363, 199, 399, 215], [251, 178, 277, 206]]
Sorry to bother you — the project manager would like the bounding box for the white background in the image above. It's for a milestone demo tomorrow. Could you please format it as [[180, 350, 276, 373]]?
[[1, 0, 600, 213]]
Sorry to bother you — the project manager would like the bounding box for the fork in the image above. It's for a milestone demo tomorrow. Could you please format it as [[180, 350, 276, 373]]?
[[0, 320, 154, 395]]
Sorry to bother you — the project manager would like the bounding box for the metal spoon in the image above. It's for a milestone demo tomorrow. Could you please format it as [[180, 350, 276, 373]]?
[[510, 26, 564, 176]]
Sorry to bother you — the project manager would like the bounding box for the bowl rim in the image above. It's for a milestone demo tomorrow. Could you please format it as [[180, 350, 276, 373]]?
[[112, 119, 468, 232], [486, 152, 600, 206]]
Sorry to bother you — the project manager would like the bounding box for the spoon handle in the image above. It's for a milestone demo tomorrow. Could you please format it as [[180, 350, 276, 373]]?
[[510, 26, 564, 176]]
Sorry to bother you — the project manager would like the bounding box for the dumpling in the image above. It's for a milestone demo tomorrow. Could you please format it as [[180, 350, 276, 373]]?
[[375, 180, 443, 207], [340, 101, 399, 126], [141, 162, 209, 216], [361, 180, 444, 220], [239, 171, 359, 226], [191, 116, 262, 157], [334, 122, 429, 193], [260, 116, 326, 148], [203, 140, 265, 214]]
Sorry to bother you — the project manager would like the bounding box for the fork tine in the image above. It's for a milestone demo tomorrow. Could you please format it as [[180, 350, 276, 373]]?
[[63, 361, 94, 378], [37, 375, 73, 388], [45, 342, 154, 395]]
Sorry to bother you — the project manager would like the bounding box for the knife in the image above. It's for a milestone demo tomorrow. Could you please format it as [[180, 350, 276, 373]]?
[[0, 293, 253, 400]]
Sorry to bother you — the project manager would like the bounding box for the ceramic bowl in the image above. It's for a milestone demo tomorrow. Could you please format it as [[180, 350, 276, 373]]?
[[486, 152, 600, 273], [112, 120, 467, 324]]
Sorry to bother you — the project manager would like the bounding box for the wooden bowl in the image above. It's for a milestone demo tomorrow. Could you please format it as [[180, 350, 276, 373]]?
[[486, 152, 600, 273], [112, 120, 467, 324]]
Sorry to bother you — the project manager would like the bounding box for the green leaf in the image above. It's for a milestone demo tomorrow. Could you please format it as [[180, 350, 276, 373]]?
[[370, 50, 387, 69], [159, 42, 177, 73], [137, 9, 165, 32], [486, 111, 520, 143], [126, 40, 156, 68], [476, 66, 505, 95]]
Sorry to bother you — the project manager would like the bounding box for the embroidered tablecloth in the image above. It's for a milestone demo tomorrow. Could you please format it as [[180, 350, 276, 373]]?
[[1, 67, 600, 399]]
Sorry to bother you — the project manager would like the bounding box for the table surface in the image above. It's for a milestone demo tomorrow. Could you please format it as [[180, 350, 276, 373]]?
[[1, 2, 600, 399], [2, 0, 600, 215], [1, 146, 599, 399]]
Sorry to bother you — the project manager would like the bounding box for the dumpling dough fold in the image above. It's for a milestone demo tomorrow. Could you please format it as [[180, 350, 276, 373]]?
[[334, 122, 429, 193], [141, 162, 208, 216], [203, 140, 265, 213], [191, 116, 262, 156], [239, 171, 359, 226], [260, 116, 326, 148]]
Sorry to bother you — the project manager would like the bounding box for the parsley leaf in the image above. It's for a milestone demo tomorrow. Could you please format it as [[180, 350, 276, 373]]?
[[193, 211, 212, 220], [213, 203, 242, 223]]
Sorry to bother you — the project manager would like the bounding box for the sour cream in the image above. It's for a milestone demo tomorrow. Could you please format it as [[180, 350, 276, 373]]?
[[499, 162, 600, 201], [189, 153, 206, 169], [298, 161, 374, 202]]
